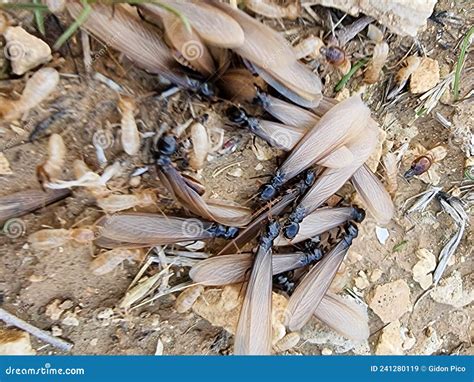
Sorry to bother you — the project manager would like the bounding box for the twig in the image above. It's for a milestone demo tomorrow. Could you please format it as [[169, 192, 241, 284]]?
[[0, 307, 73, 352]]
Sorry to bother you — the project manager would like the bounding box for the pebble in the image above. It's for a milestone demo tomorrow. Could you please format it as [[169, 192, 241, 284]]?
[[412, 249, 436, 290], [430, 271, 473, 308], [375, 320, 404, 355], [370, 269, 383, 283], [409, 57, 440, 94], [0, 153, 12, 175], [0, 328, 35, 355], [354, 270, 370, 290], [4, 26, 52, 75], [321, 347, 333, 355], [61, 312, 80, 327], [369, 279, 411, 323], [410, 327, 442, 355], [51, 325, 63, 337], [45, 299, 65, 321]]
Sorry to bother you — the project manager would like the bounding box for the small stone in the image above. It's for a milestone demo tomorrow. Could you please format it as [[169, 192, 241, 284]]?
[[321, 347, 333, 355], [59, 300, 74, 310], [370, 269, 383, 283], [28, 274, 45, 283], [409, 57, 440, 94], [375, 320, 404, 355], [0, 153, 12, 175], [430, 271, 473, 308], [45, 299, 65, 321], [412, 249, 436, 290], [129, 176, 141, 187], [0, 329, 35, 355], [369, 279, 411, 323], [401, 328, 416, 350], [51, 325, 63, 337], [61, 312, 79, 327], [375, 226, 389, 245], [254, 163, 264, 171], [354, 270, 370, 290], [410, 327, 442, 355], [4, 26, 52, 75], [90, 338, 98, 347], [227, 167, 243, 177]]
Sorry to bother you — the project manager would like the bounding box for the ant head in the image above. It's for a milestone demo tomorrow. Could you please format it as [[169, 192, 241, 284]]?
[[259, 184, 277, 201], [321, 46, 345, 66], [226, 106, 247, 124], [404, 156, 431, 179], [283, 221, 300, 240], [199, 82, 216, 98], [266, 220, 281, 239], [303, 170, 316, 187], [224, 226, 239, 239], [352, 207, 366, 223], [155, 135, 177, 158], [345, 222, 359, 239]]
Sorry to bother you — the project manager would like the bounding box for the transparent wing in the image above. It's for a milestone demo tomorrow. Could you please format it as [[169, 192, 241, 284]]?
[[234, 245, 273, 355], [351, 165, 394, 225], [315, 293, 369, 341], [286, 239, 350, 331]]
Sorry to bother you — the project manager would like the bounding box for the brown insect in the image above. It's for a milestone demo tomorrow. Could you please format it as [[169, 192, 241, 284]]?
[[0, 68, 60, 121], [175, 285, 205, 313], [234, 220, 279, 355], [90, 248, 146, 275], [0, 189, 70, 224], [96, 190, 157, 213], [37, 133, 66, 184], [28, 227, 96, 251], [260, 95, 370, 201], [404, 145, 447, 179], [94, 213, 238, 249], [154, 135, 252, 227], [286, 223, 358, 331]]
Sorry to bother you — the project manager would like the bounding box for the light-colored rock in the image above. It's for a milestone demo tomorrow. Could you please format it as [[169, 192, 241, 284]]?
[[45, 299, 65, 321], [410, 327, 442, 355], [192, 285, 288, 345], [412, 249, 436, 290], [410, 58, 440, 94], [375, 320, 404, 355], [354, 270, 370, 290], [430, 271, 473, 308], [321, 347, 333, 355], [369, 279, 411, 323], [370, 269, 383, 283], [307, 0, 437, 37], [51, 325, 63, 337], [0, 329, 36, 355], [61, 312, 79, 327], [4, 26, 52, 75], [0, 152, 12, 175]]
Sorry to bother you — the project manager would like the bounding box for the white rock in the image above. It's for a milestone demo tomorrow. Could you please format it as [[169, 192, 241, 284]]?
[[4, 26, 52, 75], [0, 329, 36, 355], [412, 249, 436, 290], [307, 0, 437, 37], [375, 320, 404, 355], [375, 226, 389, 245], [369, 279, 411, 323], [430, 271, 473, 308]]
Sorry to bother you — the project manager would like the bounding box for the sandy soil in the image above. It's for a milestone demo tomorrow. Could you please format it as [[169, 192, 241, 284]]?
[[0, 0, 472, 355]]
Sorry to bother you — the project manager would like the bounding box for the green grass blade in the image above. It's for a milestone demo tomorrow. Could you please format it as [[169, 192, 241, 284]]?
[[453, 26, 474, 101], [334, 59, 367, 92], [0, 2, 49, 11], [53, 0, 92, 50], [32, 0, 46, 35]]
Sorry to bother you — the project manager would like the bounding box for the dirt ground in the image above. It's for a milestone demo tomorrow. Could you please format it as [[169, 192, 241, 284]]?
[[0, 0, 472, 355]]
